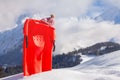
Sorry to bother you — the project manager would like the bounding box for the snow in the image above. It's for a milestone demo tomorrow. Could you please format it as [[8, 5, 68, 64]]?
[[80, 54, 95, 63], [100, 46, 107, 51], [1, 0, 120, 79], [1, 73, 23, 80], [0, 25, 23, 55], [1, 50, 120, 80], [73, 51, 120, 70]]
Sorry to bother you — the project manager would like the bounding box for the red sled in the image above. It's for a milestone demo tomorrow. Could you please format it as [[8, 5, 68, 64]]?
[[23, 19, 55, 76]]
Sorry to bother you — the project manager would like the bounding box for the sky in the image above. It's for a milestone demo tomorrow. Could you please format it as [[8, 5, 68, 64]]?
[[0, 0, 120, 54], [0, 0, 94, 29], [1, 0, 120, 28]]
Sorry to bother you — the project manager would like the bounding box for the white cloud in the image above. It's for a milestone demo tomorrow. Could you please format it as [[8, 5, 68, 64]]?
[[55, 17, 120, 54], [0, 0, 94, 31], [53, 0, 94, 17]]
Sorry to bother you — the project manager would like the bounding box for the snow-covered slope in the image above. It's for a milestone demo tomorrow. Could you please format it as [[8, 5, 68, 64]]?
[[0, 27, 23, 55], [0, 15, 24, 55], [2, 50, 120, 80], [73, 50, 120, 69]]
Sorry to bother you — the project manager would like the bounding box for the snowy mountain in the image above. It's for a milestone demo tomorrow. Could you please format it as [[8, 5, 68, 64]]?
[[1, 50, 120, 80], [78, 42, 120, 55], [0, 14, 25, 56], [0, 26, 23, 55], [0, 15, 26, 66], [95, 6, 120, 24]]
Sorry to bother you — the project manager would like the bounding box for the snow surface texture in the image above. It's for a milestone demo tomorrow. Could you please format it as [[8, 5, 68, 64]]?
[[0, 25, 23, 55], [1, 50, 120, 80]]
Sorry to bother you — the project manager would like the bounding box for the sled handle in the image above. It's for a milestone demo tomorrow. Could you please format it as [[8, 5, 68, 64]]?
[[26, 36, 28, 48], [53, 40, 55, 52]]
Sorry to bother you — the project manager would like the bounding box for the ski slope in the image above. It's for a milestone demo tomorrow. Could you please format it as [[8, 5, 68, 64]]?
[[1, 50, 120, 80]]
